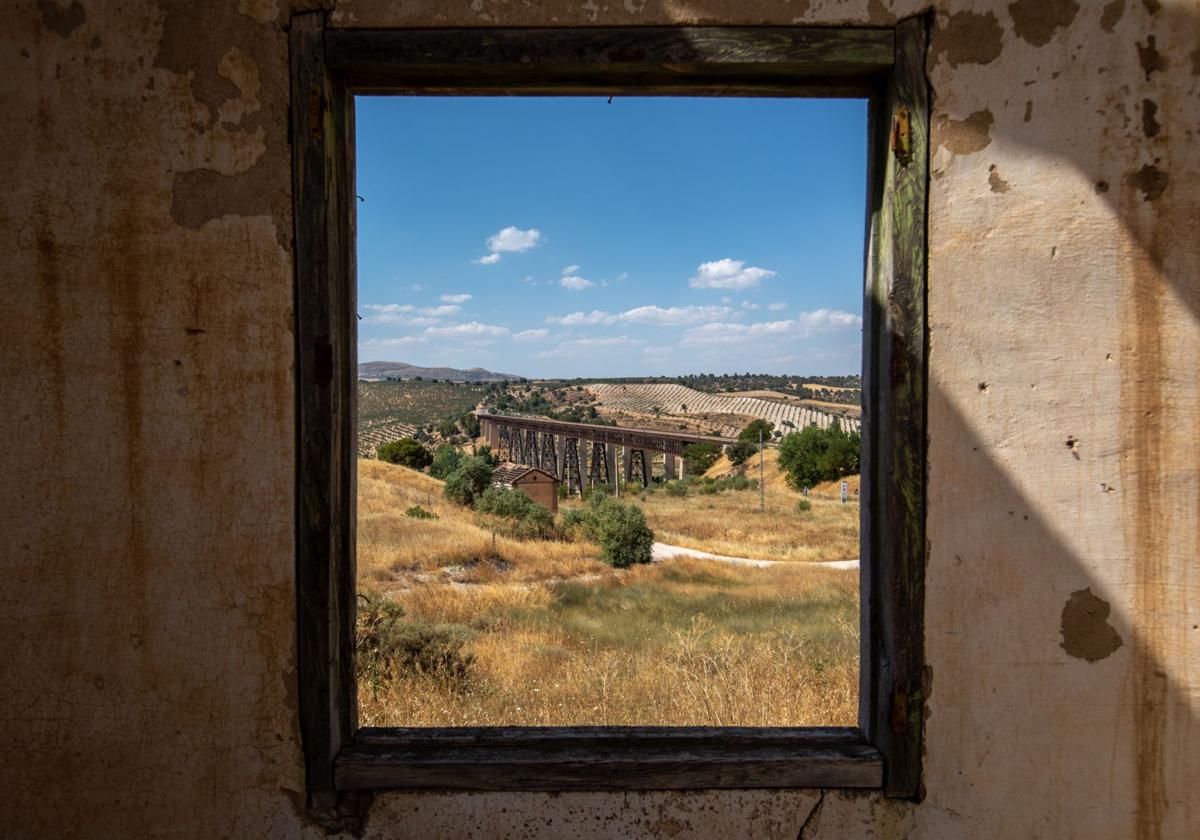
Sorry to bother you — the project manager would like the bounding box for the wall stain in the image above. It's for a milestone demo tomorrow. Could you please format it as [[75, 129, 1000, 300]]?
[[1141, 99, 1160, 138], [934, 109, 994, 156], [1008, 0, 1079, 47], [931, 11, 1004, 69], [1120, 162, 1170, 840], [156, 1, 291, 250], [1137, 36, 1168, 80], [987, 164, 1011, 193], [1126, 164, 1169, 202], [37, 0, 86, 38], [1060, 588, 1123, 661], [1101, 0, 1125, 33]]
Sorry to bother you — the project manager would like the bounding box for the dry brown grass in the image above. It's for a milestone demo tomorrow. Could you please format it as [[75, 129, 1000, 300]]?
[[359, 558, 858, 727], [358, 459, 605, 585], [355, 456, 859, 728], [610, 449, 860, 562]]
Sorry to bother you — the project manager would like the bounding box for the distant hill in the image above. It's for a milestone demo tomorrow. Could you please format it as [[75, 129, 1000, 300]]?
[[358, 361, 521, 383]]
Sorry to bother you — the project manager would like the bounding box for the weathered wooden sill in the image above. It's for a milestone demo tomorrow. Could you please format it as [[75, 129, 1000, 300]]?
[[335, 726, 882, 791]]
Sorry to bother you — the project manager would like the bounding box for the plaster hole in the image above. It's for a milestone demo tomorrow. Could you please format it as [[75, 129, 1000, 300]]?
[[977, 382, 989, 392], [1065, 436, 1080, 458], [1100, 483, 1116, 495], [1095, 180, 1110, 193]]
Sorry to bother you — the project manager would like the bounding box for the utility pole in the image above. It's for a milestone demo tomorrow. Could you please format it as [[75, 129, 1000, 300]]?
[[759, 428, 765, 512]]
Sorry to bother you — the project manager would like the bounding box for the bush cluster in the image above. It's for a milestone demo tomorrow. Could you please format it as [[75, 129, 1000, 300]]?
[[562, 493, 654, 568], [377, 437, 432, 470], [355, 591, 474, 685], [442, 455, 495, 506], [475, 486, 557, 540], [404, 505, 437, 520], [777, 421, 861, 490]]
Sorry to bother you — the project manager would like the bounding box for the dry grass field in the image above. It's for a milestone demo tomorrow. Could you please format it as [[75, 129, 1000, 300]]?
[[356, 459, 859, 727], [622, 448, 860, 563]]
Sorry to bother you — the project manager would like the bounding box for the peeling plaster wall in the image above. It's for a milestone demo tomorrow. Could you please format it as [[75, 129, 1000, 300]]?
[[1, 1, 1197, 838]]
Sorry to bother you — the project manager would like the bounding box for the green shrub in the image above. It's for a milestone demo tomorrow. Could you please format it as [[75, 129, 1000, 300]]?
[[664, 480, 688, 497], [682, 442, 722, 475], [730, 474, 751, 491], [476, 486, 558, 540], [728, 439, 758, 466], [405, 505, 438, 520], [698, 481, 719, 495], [797, 499, 812, 513], [441, 455, 495, 506], [777, 422, 861, 490], [377, 437, 433, 470], [429, 444, 463, 479], [356, 591, 474, 684], [566, 493, 653, 568], [737, 419, 774, 443]]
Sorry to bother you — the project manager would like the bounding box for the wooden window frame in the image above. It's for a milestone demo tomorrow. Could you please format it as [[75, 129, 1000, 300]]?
[[291, 15, 929, 809]]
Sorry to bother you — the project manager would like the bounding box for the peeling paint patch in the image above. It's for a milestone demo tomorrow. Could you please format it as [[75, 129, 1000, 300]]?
[[932, 11, 1004, 69], [1060, 588, 1123, 662], [170, 158, 282, 245], [37, 0, 86, 38], [934, 110, 994, 156], [1137, 36, 1168, 80], [1127, 164, 1169, 201], [1141, 99, 1160, 138], [988, 165, 1011, 193], [1008, 0, 1080, 47], [1100, 0, 1125, 32]]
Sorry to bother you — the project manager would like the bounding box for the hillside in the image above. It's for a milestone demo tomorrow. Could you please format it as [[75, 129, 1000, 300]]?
[[359, 360, 521, 382]]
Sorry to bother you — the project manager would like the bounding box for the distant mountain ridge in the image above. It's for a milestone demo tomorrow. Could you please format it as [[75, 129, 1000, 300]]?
[[358, 361, 522, 383]]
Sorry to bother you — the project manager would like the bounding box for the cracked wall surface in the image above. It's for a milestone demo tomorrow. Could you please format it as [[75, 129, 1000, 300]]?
[[2, 1, 1197, 838]]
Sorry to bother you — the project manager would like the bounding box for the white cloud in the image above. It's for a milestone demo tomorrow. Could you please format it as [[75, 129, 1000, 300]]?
[[411, 283, 425, 291], [547, 310, 614, 326], [361, 303, 460, 325], [547, 304, 732, 327], [679, 309, 860, 347], [520, 276, 536, 285], [559, 275, 595, 291], [689, 258, 777, 290], [562, 264, 580, 275], [616, 272, 629, 282], [535, 336, 639, 358], [425, 322, 510, 338], [514, 328, 550, 341], [767, 302, 787, 311], [440, 293, 473, 304], [476, 226, 542, 264], [741, 301, 761, 310], [359, 336, 427, 350]]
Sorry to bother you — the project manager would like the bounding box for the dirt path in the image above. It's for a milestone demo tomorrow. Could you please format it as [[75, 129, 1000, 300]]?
[[652, 542, 859, 571]]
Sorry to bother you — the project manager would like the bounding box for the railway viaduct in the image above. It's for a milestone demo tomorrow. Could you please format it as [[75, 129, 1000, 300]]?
[[476, 410, 736, 495]]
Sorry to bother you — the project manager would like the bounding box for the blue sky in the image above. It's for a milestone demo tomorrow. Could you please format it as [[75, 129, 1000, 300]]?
[[356, 96, 866, 378]]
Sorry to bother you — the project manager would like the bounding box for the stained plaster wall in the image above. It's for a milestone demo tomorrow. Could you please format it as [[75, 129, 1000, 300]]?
[[1, 1, 1196, 837]]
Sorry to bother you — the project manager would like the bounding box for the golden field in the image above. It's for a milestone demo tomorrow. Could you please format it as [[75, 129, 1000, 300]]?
[[619, 448, 861, 563], [356, 458, 859, 727]]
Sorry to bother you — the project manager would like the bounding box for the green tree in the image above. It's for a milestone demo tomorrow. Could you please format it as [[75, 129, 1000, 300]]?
[[682, 442, 721, 476], [728, 439, 759, 466], [377, 437, 432, 470], [428, 444, 463, 479], [563, 494, 653, 568], [777, 423, 861, 490], [738, 418, 774, 443], [441, 455, 495, 506]]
